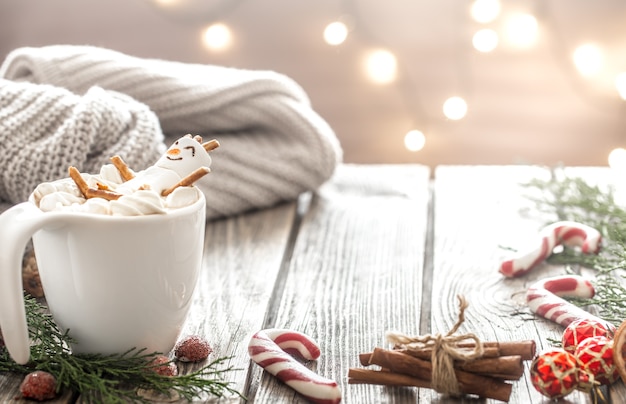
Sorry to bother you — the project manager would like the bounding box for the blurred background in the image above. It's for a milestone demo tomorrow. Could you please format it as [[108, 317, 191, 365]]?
[[1, 0, 626, 170]]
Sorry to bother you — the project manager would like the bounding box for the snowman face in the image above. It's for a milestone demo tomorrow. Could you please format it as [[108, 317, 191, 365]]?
[[155, 136, 213, 178]]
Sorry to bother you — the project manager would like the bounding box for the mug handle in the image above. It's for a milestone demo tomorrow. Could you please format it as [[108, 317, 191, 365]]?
[[0, 201, 56, 365]]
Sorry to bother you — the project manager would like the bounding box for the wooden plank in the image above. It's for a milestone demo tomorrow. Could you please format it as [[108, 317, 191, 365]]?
[[247, 164, 431, 403], [166, 201, 299, 402], [431, 165, 625, 404]]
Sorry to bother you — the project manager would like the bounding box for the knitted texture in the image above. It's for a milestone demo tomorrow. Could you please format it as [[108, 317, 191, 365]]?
[[0, 45, 342, 219], [0, 78, 164, 214]]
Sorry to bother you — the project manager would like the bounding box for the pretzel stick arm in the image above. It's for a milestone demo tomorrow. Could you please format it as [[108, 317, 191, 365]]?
[[68, 166, 90, 198], [85, 188, 122, 201], [202, 139, 220, 152], [161, 167, 210, 197], [68, 166, 122, 201], [110, 155, 135, 181]]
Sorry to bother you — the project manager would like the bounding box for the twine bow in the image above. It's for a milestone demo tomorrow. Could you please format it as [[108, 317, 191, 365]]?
[[385, 295, 484, 396]]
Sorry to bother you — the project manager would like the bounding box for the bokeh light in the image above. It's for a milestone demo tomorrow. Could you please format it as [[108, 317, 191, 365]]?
[[365, 49, 397, 84], [573, 44, 603, 77], [324, 21, 349, 46], [472, 29, 499, 53], [504, 13, 538, 48], [471, 0, 501, 24], [202, 23, 233, 51], [609, 148, 626, 170], [404, 130, 426, 152], [443, 97, 468, 120]]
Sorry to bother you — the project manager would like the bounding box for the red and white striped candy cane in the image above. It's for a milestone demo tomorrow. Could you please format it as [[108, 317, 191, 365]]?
[[526, 275, 604, 328], [248, 328, 341, 404], [499, 221, 601, 278]]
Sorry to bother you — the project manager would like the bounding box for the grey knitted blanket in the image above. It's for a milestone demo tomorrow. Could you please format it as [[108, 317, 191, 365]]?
[[0, 45, 342, 219]]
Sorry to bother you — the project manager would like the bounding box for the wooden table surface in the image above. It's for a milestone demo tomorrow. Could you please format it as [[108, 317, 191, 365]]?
[[1, 164, 624, 403]]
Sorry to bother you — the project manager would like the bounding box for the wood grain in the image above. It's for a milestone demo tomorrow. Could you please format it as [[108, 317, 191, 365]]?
[[249, 164, 432, 404], [4, 165, 625, 403]]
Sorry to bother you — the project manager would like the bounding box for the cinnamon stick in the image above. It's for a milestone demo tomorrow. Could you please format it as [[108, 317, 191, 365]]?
[[348, 368, 431, 388], [456, 355, 524, 379], [360, 351, 524, 380], [389, 339, 536, 361], [458, 340, 536, 360], [368, 348, 512, 402]]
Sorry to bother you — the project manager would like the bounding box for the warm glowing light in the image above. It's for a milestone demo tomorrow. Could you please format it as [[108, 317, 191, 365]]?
[[404, 130, 426, 152], [365, 49, 397, 84], [154, 0, 179, 6], [470, 0, 501, 23], [504, 14, 538, 48], [573, 44, 603, 77], [324, 21, 348, 46], [609, 148, 626, 170], [443, 97, 468, 120], [616, 72, 626, 100], [202, 23, 233, 51], [472, 29, 498, 53]]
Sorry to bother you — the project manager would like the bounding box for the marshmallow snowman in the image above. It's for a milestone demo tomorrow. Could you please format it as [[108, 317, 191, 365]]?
[[64, 134, 218, 204], [115, 134, 218, 197], [156, 135, 214, 178]]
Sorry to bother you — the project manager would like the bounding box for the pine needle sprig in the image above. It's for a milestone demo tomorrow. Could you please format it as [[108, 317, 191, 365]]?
[[0, 295, 243, 402], [523, 170, 626, 326]]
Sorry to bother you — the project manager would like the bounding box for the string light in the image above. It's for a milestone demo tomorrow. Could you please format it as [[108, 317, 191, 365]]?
[[472, 29, 499, 53], [161, 1, 626, 165], [404, 130, 426, 152], [471, 0, 501, 24], [202, 23, 233, 51], [324, 21, 349, 46], [364, 49, 397, 84], [504, 13, 538, 48], [573, 43, 603, 77], [443, 97, 468, 120]]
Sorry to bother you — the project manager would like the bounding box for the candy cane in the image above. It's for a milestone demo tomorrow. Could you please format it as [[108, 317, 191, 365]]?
[[499, 221, 601, 278], [526, 275, 605, 327], [248, 328, 342, 404]]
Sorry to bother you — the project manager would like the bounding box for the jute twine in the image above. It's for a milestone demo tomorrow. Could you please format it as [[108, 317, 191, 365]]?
[[385, 295, 484, 396]]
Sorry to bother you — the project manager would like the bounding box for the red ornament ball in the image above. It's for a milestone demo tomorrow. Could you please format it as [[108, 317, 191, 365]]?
[[174, 335, 213, 362], [530, 348, 590, 399], [20, 371, 57, 401], [562, 318, 615, 353], [575, 335, 619, 385]]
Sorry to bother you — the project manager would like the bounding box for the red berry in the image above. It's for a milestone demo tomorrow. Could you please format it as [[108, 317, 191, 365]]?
[[20, 371, 57, 401], [174, 335, 212, 362], [148, 355, 178, 376]]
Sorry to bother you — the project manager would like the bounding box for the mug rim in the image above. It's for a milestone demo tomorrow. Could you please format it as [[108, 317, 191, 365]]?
[[27, 187, 206, 222]]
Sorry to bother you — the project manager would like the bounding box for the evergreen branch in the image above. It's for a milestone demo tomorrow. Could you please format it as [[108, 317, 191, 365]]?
[[0, 295, 243, 402]]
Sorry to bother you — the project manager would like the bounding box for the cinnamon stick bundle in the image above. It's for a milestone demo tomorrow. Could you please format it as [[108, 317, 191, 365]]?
[[370, 348, 513, 402], [350, 340, 536, 402]]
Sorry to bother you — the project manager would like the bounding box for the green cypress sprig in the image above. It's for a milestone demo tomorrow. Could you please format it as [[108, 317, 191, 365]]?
[[0, 295, 243, 403]]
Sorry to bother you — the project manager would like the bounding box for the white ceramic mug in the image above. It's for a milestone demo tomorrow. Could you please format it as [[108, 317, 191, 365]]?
[[0, 191, 206, 365]]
